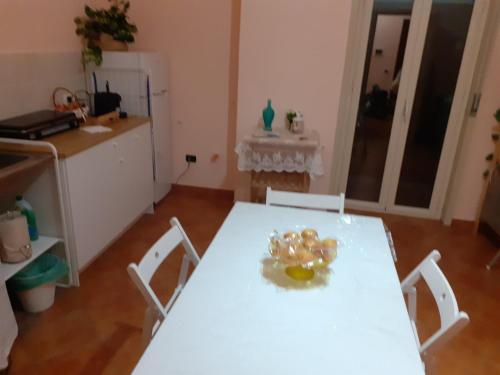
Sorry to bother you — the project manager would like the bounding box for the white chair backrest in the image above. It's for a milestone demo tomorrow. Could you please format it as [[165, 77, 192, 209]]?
[[401, 250, 469, 356], [266, 187, 345, 214], [127, 217, 200, 321]]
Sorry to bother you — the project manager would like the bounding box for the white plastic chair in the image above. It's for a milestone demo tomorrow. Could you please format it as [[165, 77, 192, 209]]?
[[127, 217, 200, 348], [265, 187, 345, 215], [401, 250, 469, 361]]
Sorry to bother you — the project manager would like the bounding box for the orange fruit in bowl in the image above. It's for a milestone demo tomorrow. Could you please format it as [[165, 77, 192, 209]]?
[[322, 238, 338, 250], [283, 231, 300, 241], [295, 249, 316, 264], [303, 238, 319, 249]]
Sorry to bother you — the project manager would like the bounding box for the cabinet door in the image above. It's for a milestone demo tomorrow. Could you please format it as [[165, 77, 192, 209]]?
[[65, 124, 154, 270], [117, 124, 154, 226], [65, 138, 121, 269]]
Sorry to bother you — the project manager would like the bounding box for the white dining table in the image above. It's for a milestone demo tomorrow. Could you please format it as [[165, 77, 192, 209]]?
[[133, 202, 424, 375]]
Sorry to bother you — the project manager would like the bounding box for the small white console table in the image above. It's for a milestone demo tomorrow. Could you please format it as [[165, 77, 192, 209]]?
[[235, 128, 324, 201]]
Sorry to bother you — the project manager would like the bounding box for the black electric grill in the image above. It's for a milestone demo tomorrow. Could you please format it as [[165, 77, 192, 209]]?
[[0, 110, 79, 140]]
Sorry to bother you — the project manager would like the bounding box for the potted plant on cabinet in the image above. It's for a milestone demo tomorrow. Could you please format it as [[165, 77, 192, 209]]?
[[474, 108, 500, 233], [74, 0, 138, 65], [482, 108, 500, 179], [286, 110, 297, 131]]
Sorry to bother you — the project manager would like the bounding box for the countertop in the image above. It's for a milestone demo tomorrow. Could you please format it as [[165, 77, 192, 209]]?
[[0, 116, 150, 159]]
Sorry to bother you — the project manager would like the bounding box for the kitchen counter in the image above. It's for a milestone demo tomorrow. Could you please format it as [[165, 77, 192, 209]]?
[[0, 116, 150, 158]]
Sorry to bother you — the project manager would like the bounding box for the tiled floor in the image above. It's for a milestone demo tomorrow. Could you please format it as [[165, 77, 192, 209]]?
[[7, 187, 500, 374]]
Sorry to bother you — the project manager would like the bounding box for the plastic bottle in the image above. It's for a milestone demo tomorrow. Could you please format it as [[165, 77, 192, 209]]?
[[15, 196, 39, 241]]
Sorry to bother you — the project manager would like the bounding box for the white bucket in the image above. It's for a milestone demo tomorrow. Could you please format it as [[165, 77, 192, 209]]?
[[16, 283, 55, 313]]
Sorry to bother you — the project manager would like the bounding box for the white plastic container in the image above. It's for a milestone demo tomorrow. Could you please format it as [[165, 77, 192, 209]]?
[[291, 111, 304, 134], [16, 283, 55, 313]]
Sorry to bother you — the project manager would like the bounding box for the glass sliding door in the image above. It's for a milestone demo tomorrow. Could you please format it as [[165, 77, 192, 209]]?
[[336, 0, 489, 218], [394, 0, 475, 208], [346, 0, 413, 203]]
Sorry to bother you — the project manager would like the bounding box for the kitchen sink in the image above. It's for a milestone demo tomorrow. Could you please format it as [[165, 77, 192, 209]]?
[[0, 151, 52, 210]]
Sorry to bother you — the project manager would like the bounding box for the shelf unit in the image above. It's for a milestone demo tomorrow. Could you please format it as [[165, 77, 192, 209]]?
[[0, 236, 62, 282], [0, 137, 76, 286]]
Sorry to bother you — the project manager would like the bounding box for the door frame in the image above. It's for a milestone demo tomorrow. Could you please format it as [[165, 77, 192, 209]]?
[[330, 0, 491, 220], [442, 0, 500, 224]]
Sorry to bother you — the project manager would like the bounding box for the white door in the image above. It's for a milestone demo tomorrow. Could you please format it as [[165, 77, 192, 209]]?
[[333, 0, 489, 219]]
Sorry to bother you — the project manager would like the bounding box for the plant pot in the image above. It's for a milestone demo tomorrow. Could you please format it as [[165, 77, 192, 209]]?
[[97, 34, 128, 51]]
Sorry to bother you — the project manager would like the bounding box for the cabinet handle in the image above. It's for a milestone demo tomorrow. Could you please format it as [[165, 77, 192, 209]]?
[[112, 142, 118, 148], [119, 158, 125, 164]]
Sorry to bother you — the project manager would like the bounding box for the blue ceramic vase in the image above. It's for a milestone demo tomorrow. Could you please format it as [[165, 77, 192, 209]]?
[[262, 99, 275, 131]]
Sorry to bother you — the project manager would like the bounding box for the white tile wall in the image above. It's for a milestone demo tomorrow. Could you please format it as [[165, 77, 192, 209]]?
[[91, 68, 148, 116], [0, 52, 86, 120]]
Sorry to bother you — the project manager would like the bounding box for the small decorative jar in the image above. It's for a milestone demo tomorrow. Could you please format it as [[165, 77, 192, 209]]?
[[291, 111, 304, 134]]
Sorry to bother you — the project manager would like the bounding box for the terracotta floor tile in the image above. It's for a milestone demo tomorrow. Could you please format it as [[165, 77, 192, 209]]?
[[7, 188, 500, 374]]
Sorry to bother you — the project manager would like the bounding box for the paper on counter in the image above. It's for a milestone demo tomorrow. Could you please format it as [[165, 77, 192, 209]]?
[[81, 125, 112, 134]]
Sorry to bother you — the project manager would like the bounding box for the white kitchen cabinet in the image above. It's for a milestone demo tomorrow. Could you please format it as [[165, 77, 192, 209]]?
[[62, 123, 154, 270]]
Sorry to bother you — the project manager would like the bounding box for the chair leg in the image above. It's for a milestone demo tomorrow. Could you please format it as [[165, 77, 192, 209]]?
[[142, 306, 158, 349], [486, 249, 500, 270]]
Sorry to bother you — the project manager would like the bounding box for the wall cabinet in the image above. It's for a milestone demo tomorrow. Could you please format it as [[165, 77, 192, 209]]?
[[62, 123, 154, 270]]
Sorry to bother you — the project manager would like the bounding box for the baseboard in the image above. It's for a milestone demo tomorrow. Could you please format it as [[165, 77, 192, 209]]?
[[170, 184, 234, 201], [478, 221, 500, 248], [451, 218, 500, 247]]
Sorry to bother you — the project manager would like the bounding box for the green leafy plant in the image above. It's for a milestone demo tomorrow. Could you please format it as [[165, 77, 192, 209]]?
[[286, 110, 297, 126], [74, 0, 137, 65]]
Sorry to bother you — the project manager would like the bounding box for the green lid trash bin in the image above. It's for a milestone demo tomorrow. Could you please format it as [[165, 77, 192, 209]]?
[[9, 253, 68, 313]]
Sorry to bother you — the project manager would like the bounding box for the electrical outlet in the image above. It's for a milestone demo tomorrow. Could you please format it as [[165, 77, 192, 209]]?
[[186, 154, 197, 163]]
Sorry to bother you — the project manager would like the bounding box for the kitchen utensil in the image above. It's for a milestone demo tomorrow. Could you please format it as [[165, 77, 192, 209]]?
[[0, 211, 32, 263]]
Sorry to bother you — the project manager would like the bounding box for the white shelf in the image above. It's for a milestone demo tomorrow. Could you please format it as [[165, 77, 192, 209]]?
[[0, 236, 62, 282]]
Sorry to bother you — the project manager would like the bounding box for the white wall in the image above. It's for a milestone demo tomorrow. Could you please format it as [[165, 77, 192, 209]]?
[[0, 1, 100, 119], [0, 53, 84, 120], [0, 0, 496, 221], [236, 0, 351, 198], [128, 0, 233, 190], [452, 22, 500, 220], [0, 0, 234, 190], [0, 0, 103, 52]]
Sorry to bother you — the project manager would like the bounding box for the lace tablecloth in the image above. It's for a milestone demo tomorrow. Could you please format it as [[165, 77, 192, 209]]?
[[235, 128, 324, 179]]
